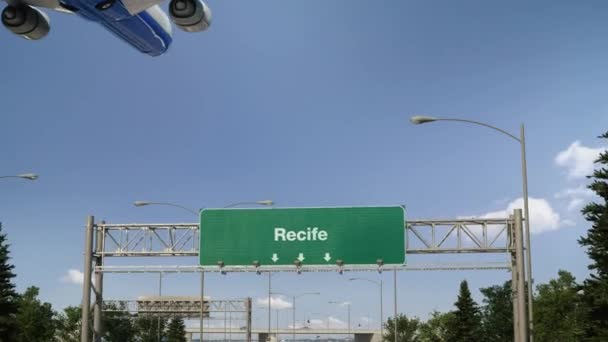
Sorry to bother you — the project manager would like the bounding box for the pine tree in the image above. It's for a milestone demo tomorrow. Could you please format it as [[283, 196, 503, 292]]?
[[446, 280, 482, 342], [579, 131, 608, 340], [0, 223, 19, 341], [383, 314, 421, 342], [418, 310, 454, 342], [56, 306, 82, 342], [135, 315, 167, 342], [103, 302, 136, 342], [15, 286, 57, 342], [533, 270, 584, 341], [479, 280, 513, 342], [166, 317, 187, 342]]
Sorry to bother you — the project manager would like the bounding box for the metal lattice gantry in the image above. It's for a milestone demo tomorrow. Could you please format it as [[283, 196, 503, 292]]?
[[407, 218, 513, 254], [102, 297, 249, 320], [97, 218, 514, 259], [100, 223, 199, 257], [82, 212, 528, 342], [93, 218, 515, 273]]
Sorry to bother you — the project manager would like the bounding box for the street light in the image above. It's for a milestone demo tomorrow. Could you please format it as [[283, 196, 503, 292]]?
[[328, 301, 351, 338], [133, 199, 274, 342], [224, 200, 274, 208], [0, 173, 38, 181], [349, 278, 382, 337], [133, 201, 199, 215], [272, 291, 320, 341], [410, 114, 534, 340], [133, 200, 274, 215]]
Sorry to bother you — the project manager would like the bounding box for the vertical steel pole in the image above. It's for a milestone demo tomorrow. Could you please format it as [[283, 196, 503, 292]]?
[[510, 216, 519, 342], [81, 216, 95, 342], [520, 124, 534, 342], [293, 296, 296, 341], [93, 221, 104, 342], [512, 256, 519, 342], [514, 209, 528, 341], [268, 272, 271, 342], [224, 302, 227, 341], [380, 279, 383, 339], [246, 297, 252, 342], [200, 270, 204, 342], [347, 303, 351, 338], [158, 272, 162, 342], [393, 269, 397, 342], [276, 309, 279, 336]]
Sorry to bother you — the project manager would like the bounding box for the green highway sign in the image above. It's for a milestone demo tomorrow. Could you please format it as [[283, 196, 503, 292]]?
[[199, 206, 406, 267]]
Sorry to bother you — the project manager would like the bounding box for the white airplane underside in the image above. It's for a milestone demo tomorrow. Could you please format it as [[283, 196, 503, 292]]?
[[1, 0, 211, 56]]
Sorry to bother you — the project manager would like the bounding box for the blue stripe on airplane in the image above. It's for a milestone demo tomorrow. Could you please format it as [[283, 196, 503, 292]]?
[[61, 0, 172, 56]]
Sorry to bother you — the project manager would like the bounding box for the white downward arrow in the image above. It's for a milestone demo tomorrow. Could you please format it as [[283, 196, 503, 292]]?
[[271, 253, 279, 263], [297, 253, 305, 262], [324, 253, 331, 262]]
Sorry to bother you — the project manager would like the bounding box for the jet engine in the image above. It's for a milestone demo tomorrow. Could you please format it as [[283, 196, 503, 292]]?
[[2, 4, 50, 40], [168, 0, 211, 32]]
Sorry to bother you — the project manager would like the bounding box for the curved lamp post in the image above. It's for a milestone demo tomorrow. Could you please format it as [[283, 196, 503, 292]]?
[[133, 200, 274, 215], [0, 173, 38, 181], [410, 115, 533, 340], [133, 199, 274, 342], [133, 201, 198, 215], [224, 200, 274, 208], [349, 278, 383, 337]]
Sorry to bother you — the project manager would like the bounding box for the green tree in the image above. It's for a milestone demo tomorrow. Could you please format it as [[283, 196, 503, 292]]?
[[166, 317, 187, 342], [15, 286, 57, 342], [479, 280, 513, 342], [0, 223, 19, 341], [135, 315, 167, 342], [418, 310, 454, 342], [533, 270, 584, 341], [56, 306, 82, 342], [446, 280, 482, 342], [579, 131, 608, 340], [383, 313, 421, 342], [103, 302, 136, 342]]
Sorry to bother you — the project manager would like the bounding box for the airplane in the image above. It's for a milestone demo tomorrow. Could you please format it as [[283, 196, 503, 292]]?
[[1, 0, 211, 56]]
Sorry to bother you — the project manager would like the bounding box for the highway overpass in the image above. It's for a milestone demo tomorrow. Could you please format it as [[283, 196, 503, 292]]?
[[183, 327, 382, 342]]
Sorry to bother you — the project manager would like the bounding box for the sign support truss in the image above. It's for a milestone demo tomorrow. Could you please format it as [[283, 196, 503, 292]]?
[[81, 212, 526, 342], [96, 218, 513, 259]]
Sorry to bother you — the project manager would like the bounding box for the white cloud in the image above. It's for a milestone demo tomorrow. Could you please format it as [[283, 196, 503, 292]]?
[[466, 197, 561, 234], [555, 141, 605, 179], [327, 316, 347, 329], [61, 269, 84, 285], [288, 322, 306, 329], [555, 185, 594, 199], [555, 185, 594, 212], [566, 198, 585, 211], [307, 319, 326, 329], [360, 316, 374, 324], [562, 219, 576, 227], [255, 296, 293, 310]]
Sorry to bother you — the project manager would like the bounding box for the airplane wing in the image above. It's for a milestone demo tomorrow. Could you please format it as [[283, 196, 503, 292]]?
[[119, 0, 164, 16], [4, 0, 163, 15], [6, 0, 73, 13]]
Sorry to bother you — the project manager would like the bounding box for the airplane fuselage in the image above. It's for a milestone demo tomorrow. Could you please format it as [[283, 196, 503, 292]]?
[[59, 0, 172, 56], [2, 0, 209, 56]]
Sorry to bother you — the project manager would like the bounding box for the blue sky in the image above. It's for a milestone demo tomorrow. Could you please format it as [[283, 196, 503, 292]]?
[[2, 0, 608, 332]]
